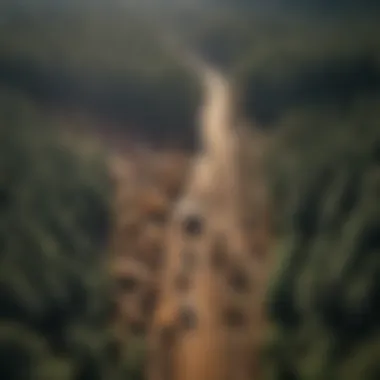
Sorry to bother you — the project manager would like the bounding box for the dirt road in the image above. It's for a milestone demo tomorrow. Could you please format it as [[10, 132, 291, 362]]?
[[147, 42, 266, 380]]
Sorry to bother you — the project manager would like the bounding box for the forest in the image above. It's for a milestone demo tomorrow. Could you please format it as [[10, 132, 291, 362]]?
[[0, 0, 379, 379]]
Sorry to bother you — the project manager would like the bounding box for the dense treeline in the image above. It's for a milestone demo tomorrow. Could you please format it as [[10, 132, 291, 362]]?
[[262, 98, 380, 380], [234, 18, 380, 127], [223, 6, 380, 380], [0, 91, 144, 380], [168, 9, 380, 127], [0, 4, 201, 148]]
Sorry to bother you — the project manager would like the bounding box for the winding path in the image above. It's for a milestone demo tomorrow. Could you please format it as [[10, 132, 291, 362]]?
[[147, 39, 266, 380]]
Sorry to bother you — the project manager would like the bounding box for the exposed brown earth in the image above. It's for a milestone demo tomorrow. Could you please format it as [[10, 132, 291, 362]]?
[[107, 59, 272, 380]]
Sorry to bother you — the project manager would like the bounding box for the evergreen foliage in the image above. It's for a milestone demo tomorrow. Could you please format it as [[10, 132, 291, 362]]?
[[0, 92, 135, 380]]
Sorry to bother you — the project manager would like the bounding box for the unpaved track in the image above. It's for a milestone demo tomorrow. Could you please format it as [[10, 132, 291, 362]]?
[[147, 41, 260, 380]]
